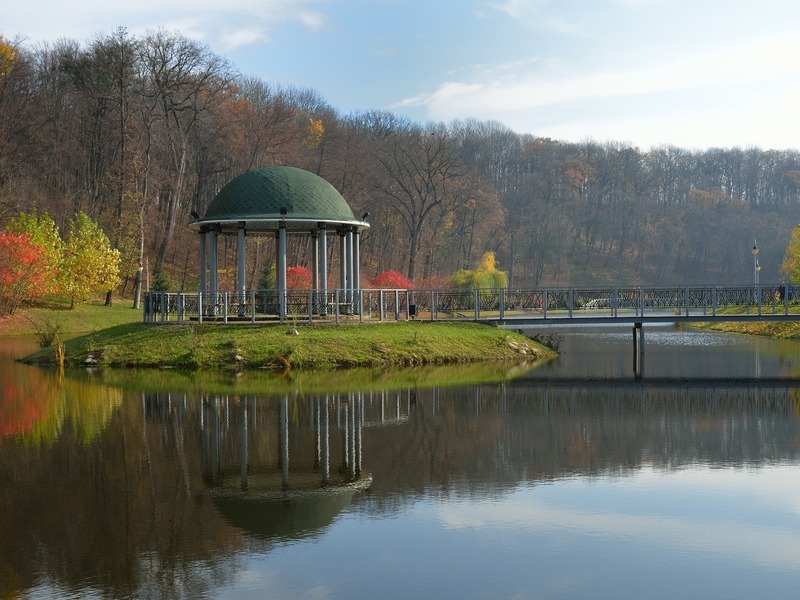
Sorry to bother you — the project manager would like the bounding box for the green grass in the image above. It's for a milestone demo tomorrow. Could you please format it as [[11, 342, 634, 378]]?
[[0, 300, 141, 337], [697, 305, 800, 338], [23, 320, 556, 371]]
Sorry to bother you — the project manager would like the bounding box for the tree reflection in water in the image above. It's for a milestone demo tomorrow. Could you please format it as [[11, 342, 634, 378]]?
[[2, 359, 800, 597]]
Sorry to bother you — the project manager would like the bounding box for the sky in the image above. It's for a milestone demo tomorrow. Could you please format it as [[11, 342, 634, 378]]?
[[5, 0, 800, 151]]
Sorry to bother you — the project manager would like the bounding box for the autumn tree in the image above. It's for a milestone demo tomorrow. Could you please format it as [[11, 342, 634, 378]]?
[[61, 212, 121, 308], [780, 224, 800, 282], [0, 35, 16, 78], [7, 212, 64, 295], [0, 232, 51, 314], [451, 251, 508, 290]]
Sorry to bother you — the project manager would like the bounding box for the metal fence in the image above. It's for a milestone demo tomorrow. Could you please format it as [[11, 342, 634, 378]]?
[[142, 283, 799, 324]]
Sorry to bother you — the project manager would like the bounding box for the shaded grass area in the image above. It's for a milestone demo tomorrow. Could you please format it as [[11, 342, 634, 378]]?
[[23, 320, 555, 371], [0, 300, 141, 337]]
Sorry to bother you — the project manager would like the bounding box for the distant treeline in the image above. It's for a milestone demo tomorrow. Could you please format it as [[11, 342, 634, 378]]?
[[1, 28, 798, 296]]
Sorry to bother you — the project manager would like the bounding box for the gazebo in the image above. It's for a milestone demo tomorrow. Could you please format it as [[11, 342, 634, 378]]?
[[190, 166, 369, 318]]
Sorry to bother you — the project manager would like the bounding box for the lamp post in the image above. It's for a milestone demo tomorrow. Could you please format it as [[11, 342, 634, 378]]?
[[752, 240, 759, 285]]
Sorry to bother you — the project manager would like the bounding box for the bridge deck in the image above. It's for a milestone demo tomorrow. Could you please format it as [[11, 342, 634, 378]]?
[[484, 311, 800, 327], [143, 283, 800, 326]]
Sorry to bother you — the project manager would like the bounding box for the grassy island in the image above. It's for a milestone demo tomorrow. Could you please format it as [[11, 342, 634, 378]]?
[[699, 320, 800, 339], [21, 319, 556, 371]]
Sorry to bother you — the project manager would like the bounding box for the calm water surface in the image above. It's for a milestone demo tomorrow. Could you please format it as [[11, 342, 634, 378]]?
[[2, 326, 800, 599]]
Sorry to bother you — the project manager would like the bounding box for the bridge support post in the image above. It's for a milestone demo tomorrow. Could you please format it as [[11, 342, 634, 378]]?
[[785, 284, 790, 316], [757, 285, 762, 316], [685, 287, 690, 317], [712, 286, 717, 316], [633, 322, 644, 379], [543, 289, 548, 319]]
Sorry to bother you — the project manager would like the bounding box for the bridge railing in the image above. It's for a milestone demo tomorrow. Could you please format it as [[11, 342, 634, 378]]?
[[142, 283, 799, 324]]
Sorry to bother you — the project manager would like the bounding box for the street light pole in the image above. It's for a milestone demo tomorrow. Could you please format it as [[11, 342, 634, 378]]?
[[752, 240, 759, 285]]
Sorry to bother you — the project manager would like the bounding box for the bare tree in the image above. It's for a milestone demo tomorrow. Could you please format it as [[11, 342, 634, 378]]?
[[374, 125, 464, 281], [137, 29, 235, 272]]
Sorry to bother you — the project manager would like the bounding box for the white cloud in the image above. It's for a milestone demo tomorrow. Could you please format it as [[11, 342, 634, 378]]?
[[4, 0, 325, 51], [436, 466, 800, 569], [488, 0, 585, 35], [440, 500, 800, 568], [220, 28, 270, 50], [394, 31, 800, 148]]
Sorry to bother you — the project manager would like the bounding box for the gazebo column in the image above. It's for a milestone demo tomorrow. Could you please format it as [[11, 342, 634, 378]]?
[[237, 222, 246, 316], [311, 229, 319, 314], [353, 227, 361, 314], [353, 227, 361, 308], [319, 224, 328, 315], [198, 226, 207, 295], [278, 223, 287, 320], [209, 227, 219, 314], [346, 228, 354, 307], [339, 229, 347, 309]]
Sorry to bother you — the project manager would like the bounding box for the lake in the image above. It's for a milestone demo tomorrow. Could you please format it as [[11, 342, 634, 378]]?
[[2, 324, 800, 599]]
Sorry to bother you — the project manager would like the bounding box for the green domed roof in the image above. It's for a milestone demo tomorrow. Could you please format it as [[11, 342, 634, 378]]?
[[203, 166, 356, 223]]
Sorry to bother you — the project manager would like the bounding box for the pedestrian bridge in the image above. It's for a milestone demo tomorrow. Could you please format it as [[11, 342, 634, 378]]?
[[143, 283, 799, 327]]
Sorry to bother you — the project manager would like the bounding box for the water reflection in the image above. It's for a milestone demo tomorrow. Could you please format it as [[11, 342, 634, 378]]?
[[3, 332, 800, 598], [527, 324, 800, 379]]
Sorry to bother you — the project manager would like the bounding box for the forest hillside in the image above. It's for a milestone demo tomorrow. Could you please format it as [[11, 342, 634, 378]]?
[[1, 29, 797, 301]]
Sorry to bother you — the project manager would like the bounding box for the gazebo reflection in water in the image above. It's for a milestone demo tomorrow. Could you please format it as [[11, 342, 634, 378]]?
[[141, 390, 413, 541]]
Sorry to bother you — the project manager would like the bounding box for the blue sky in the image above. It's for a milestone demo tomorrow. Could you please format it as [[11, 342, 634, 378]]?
[[5, 0, 800, 150]]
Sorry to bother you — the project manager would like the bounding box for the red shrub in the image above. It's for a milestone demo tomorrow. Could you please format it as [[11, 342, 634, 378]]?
[[286, 265, 313, 289], [369, 270, 414, 289]]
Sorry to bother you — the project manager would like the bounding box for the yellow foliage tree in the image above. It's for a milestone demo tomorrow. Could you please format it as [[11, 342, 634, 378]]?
[[61, 213, 121, 308], [780, 224, 800, 282], [451, 251, 508, 289], [0, 35, 18, 78], [303, 117, 324, 151]]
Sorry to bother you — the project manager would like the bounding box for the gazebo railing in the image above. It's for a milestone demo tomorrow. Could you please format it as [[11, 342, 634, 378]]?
[[143, 284, 799, 324]]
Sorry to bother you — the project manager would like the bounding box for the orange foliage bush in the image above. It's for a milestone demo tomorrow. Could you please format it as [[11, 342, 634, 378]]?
[[0, 232, 52, 315]]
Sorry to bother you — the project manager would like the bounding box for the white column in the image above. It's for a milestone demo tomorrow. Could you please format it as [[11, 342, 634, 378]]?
[[278, 224, 287, 319], [311, 230, 319, 313], [199, 228, 207, 294], [339, 230, 347, 305], [237, 224, 246, 301], [346, 228, 354, 304], [209, 228, 218, 311], [319, 224, 328, 315], [353, 228, 361, 292]]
